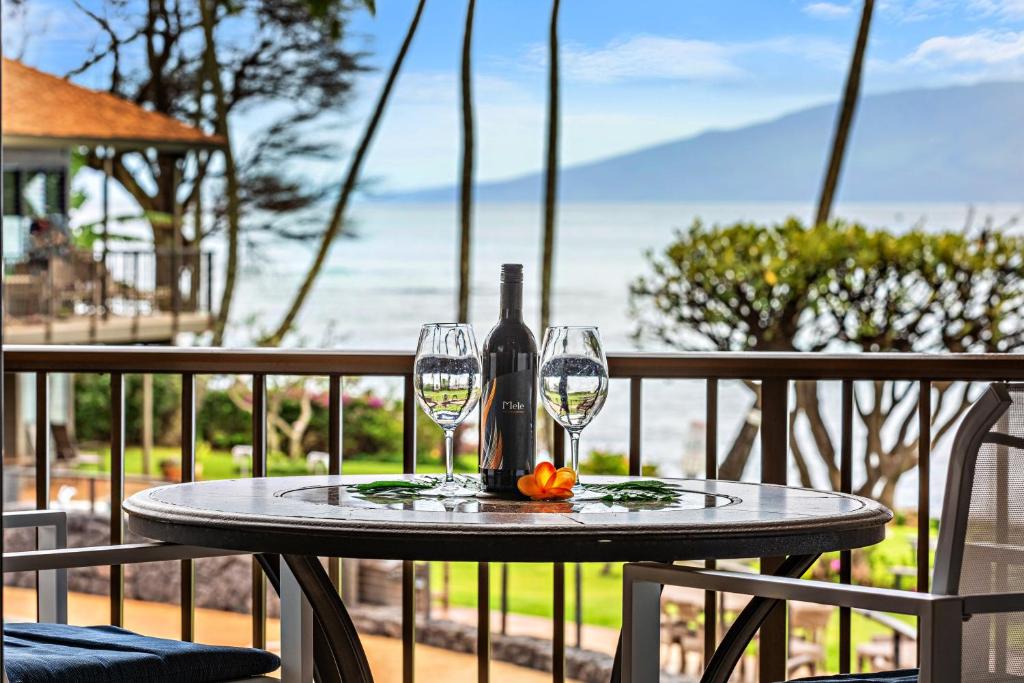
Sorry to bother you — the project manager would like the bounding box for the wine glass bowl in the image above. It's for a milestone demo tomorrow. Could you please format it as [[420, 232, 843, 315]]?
[[414, 323, 482, 496], [539, 326, 610, 490]]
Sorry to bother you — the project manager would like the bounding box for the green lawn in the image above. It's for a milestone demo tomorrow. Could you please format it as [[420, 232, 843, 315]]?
[[430, 526, 926, 672], [75, 444, 477, 479]]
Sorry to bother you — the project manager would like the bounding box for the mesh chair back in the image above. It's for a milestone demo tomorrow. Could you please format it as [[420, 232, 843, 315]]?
[[933, 383, 1024, 681]]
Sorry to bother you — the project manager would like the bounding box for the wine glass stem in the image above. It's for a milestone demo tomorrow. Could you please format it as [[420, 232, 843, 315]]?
[[444, 428, 456, 483], [570, 431, 581, 484]]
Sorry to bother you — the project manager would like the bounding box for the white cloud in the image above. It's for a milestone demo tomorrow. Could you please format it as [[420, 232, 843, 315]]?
[[970, 0, 1024, 20], [803, 2, 854, 19], [905, 30, 1024, 66], [534, 35, 743, 84], [520, 33, 850, 85], [878, 0, 955, 23]]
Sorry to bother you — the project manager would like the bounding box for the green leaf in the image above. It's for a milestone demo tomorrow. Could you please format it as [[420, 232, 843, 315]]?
[[352, 478, 436, 492]]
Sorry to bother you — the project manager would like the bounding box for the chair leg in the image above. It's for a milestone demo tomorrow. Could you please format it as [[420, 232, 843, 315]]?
[[919, 600, 962, 683], [281, 560, 314, 683], [622, 577, 662, 683]]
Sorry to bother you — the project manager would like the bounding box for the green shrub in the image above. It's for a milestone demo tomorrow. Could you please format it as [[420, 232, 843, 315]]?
[[74, 373, 180, 445], [196, 390, 250, 450], [580, 449, 659, 477]]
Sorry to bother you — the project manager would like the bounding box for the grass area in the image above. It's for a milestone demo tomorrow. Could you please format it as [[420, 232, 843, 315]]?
[[74, 444, 477, 479], [430, 524, 926, 671]]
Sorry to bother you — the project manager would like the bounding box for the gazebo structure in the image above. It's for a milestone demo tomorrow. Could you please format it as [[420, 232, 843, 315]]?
[[1, 57, 224, 345], [2, 58, 224, 462]]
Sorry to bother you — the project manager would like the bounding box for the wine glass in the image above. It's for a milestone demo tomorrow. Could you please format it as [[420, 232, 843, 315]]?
[[414, 323, 483, 496], [539, 326, 610, 491]]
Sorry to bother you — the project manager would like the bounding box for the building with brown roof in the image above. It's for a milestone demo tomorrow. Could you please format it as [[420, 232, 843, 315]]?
[[2, 58, 224, 460], [2, 58, 224, 151]]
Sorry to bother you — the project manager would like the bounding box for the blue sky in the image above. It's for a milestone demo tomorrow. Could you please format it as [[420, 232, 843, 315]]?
[[6, 0, 1024, 190]]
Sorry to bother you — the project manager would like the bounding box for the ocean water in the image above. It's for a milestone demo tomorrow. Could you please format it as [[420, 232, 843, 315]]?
[[228, 200, 1024, 514]]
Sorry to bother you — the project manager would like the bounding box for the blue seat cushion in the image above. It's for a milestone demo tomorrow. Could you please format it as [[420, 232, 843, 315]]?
[[4, 622, 280, 683], [791, 670, 919, 683]]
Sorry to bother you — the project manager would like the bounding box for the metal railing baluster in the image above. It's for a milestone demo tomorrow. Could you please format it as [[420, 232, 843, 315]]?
[[551, 418, 566, 682], [758, 378, 788, 683], [629, 378, 642, 476], [329, 374, 342, 592], [839, 380, 853, 672], [917, 380, 931, 595], [110, 371, 125, 626], [34, 372, 49, 511], [34, 372, 50, 623], [553, 562, 565, 683], [917, 380, 932, 668], [251, 373, 267, 649], [180, 372, 196, 641], [478, 562, 490, 683], [402, 373, 416, 683], [704, 378, 718, 668]]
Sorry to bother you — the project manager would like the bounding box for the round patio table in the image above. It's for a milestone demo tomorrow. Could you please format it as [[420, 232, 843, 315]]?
[[124, 474, 890, 682]]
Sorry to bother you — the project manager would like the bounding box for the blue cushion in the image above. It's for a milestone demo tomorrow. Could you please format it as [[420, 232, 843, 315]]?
[[4, 622, 280, 683], [791, 670, 919, 683]]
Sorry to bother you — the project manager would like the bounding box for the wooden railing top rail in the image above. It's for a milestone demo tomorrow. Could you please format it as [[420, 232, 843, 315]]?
[[4, 345, 1024, 381]]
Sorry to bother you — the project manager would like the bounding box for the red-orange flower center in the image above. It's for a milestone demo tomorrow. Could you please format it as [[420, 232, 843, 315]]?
[[517, 461, 576, 500]]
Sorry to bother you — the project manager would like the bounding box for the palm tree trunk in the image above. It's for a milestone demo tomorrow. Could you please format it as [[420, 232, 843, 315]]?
[[262, 0, 428, 346], [200, 0, 241, 347], [539, 0, 561, 333], [456, 0, 477, 323], [814, 0, 874, 227]]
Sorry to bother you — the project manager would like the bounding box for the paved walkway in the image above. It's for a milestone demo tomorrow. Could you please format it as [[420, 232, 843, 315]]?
[[4, 587, 571, 682], [441, 605, 622, 656]]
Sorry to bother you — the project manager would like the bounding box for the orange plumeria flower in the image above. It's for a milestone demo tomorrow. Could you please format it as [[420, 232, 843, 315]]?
[[517, 461, 576, 500]]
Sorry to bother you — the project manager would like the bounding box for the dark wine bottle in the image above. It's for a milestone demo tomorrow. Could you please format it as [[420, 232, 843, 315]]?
[[480, 264, 537, 493]]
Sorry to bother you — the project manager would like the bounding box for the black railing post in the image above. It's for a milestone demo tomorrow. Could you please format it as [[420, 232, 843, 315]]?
[[704, 378, 719, 667], [110, 372, 125, 627], [205, 251, 214, 315], [759, 378, 789, 683], [840, 380, 854, 672], [180, 373, 197, 641], [402, 373, 417, 683], [251, 373, 267, 649]]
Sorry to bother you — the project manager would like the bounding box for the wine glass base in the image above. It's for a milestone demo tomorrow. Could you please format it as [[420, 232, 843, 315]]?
[[416, 476, 480, 498], [570, 483, 602, 501]]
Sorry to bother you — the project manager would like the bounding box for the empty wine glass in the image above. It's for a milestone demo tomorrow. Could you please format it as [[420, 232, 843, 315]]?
[[414, 323, 483, 496], [539, 326, 610, 491]]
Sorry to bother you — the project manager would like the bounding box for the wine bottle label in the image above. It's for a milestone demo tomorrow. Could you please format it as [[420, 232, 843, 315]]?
[[480, 362, 536, 472]]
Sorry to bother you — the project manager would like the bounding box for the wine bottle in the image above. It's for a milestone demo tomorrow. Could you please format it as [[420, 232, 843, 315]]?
[[480, 264, 538, 493]]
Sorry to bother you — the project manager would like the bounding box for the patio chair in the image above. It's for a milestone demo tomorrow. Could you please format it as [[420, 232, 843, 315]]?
[[623, 383, 1024, 683], [2, 509, 281, 682]]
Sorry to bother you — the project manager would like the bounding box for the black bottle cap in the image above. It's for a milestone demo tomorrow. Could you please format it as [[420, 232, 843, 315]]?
[[501, 264, 524, 284]]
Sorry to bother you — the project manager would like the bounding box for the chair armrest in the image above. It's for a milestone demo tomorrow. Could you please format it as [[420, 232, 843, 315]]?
[[961, 593, 1024, 616], [4, 509, 70, 624], [623, 562, 967, 683], [4, 543, 239, 572], [3, 509, 68, 531], [624, 562, 950, 616]]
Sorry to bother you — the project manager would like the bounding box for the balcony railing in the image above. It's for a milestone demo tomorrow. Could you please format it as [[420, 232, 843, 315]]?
[[3, 247, 214, 343], [4, 346, 1024, 682]]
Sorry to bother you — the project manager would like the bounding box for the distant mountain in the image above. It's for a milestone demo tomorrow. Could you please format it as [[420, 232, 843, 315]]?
[[387, 81, 1024, 202]]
